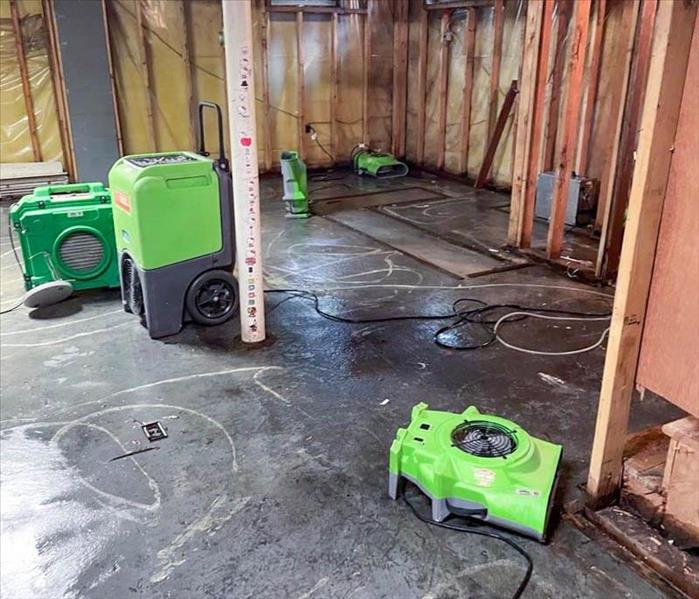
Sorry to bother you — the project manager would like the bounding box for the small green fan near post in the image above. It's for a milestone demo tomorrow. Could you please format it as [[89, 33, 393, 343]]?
[[389, 403, 562, 542]]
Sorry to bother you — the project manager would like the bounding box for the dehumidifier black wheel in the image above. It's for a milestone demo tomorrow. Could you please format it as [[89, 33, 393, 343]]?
[[186, 270, 239, 326]]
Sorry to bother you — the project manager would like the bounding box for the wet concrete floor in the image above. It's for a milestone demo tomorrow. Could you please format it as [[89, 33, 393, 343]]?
[[0, 174, 678, 598]]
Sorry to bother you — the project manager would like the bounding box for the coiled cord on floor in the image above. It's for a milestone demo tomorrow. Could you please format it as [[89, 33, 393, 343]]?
[[402, 493, 533, 599], [264, 289, 611, 355]]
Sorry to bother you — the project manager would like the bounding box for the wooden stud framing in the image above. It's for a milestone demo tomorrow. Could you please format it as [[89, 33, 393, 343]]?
[[459, 7, 477, 174], [136, 0, 157, 151], [423, 0, 495, 9], [266, 4, 366, 15], [296, 11, 305, 159], [362, 11, 370, 145], [596, 0, 657, 279], [576, 0, 607, 176], [100, 0, 123, 158], [42, 0, 77, 176], [543, 0, 571, 171], [486, 0, 504, 147], [261, 4, 273, 170], [391, 1, 409, 158], [415, 6, 429, 165], [436, 10, 452, 170], [476, 80, 518, 188], [587, 0, 697, 508], [331, 12, 339, 160], [10, 0, 42, 162], [507, 0, 546, 246], [179, 0, 196, 150], [546, 0, 591, 259]]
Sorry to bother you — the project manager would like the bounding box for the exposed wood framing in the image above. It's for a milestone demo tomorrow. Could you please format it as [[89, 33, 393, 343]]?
[[362, 11, 370, 145], [178, 0, 196, 150], [476, 79, 518, 188], [391, 1, 409, 158], [331, 12, 339, 160], [596, 0, 657, 279], [459, 7, 477, 174], [436, 10, 452, 170], [136, 0, 157, 151], [266, 4, 366, 15], [576, 0, 607, 175], [42, 0, 77, 176], [10, 0, 42, 162], [415, 6, 429, 165], [507, 0, 546, 246], [543, 0, 571, 171], [100, 0, 123, 159], [546, 0, 591, 259], [261, 4, 273, 170], [423, 0, 495, 9], [486, 0, 504, 147], [296, 11, 305, 159], [586, 0, 697, 508]]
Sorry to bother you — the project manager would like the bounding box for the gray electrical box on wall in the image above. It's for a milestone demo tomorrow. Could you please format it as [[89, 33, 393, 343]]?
[[535, 172, 599, 227], [53, 0, 120, 184]]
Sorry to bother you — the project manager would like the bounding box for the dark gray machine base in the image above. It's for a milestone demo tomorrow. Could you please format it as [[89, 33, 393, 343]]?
[[118, 163, 236, 339]]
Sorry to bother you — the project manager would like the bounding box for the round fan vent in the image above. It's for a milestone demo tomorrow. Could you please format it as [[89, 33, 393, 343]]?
[[451, 420, 517, 458], [59, 231, 105, 274]]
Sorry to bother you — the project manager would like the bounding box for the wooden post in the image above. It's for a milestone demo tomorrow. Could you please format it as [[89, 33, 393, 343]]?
[[10, 0, 42, 162], [476, 80, 518, 188], [415, 6, 428, 165], [486, 0, 504, 147], [296, 11, 305, 159], [261, 4, 273, 170], [587, 0, 697, 508], [179, 0, 196, 150], [596, 0, 657, 279], [331, 12, 338, 160], [221, 0, 266, 343], [436, 10, 452, 171], [136, 0, 157, 151], [459, 7, 476, 175], [391, 0, 409, 158], [362, 10, 370, 145], [42, 0, 77, 175], [507, 0, 545, 246], [542, 0, 571, 171], [576, 0, 606, 176], [546, 0, 591, 259]]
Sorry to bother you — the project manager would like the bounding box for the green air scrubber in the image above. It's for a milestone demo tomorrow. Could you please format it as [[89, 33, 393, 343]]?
[[280, 150, 309, 218], [352, 145, 408, 178], [389, 403, 562, 542], [9, 182, 120, 308], [109, 101, 238, 339]]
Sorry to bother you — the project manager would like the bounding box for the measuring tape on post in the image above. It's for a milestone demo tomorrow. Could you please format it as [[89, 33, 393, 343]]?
[[222, 0, 266, 343]]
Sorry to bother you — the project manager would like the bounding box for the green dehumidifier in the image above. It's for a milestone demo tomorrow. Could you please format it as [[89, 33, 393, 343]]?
[[108, 102, 238, 339], [9, 182, 120, 307], [389, 403, 562, 542]]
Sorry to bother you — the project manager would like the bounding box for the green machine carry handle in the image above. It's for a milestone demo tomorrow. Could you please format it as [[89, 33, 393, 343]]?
[[34, 182, 107, 198]]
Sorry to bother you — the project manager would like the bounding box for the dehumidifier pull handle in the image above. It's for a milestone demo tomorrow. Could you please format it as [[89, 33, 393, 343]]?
[[197, 101, 228, 170]]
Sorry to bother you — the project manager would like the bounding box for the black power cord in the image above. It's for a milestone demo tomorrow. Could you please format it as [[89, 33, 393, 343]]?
[[402, 493, 533, 599], [264, 289, 611, 352]]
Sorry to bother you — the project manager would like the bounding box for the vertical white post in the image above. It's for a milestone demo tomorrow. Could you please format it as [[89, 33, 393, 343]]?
[[222, 0, 266, 343]]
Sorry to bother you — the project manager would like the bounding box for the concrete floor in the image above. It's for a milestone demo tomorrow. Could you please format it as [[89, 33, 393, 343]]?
[[0, 173, 678, 598]]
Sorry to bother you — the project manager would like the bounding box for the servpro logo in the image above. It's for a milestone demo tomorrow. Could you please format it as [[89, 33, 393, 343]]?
[[114, 191, 131, 214]]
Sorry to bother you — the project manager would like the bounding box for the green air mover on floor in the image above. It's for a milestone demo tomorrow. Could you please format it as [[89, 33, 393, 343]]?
[[389, 403, 562, 542], [108, 102, 238, 339], [352, 145, 408, 178], [280, 150, 309, 218], [9, 182, 120, 307]]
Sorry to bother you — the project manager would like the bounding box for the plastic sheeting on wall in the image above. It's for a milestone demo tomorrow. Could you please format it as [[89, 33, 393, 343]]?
[[0, 0, 63, 165]]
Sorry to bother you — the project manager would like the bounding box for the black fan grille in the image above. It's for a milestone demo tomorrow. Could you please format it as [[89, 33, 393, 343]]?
[[451, 420, 517, 458], [59, 232, 104, 274]]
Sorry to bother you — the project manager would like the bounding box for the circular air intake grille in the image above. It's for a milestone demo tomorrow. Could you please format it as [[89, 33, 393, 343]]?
[[451, 421, 517, 458], [59, 232, 105, 274]]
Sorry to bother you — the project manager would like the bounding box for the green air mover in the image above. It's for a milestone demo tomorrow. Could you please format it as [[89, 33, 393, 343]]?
[[108, 102, 238, 339], [352, 144, 408, 178], [389, 403, 562, 542], [9, 182, 120, 308], [280, 150, 309, 218]]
